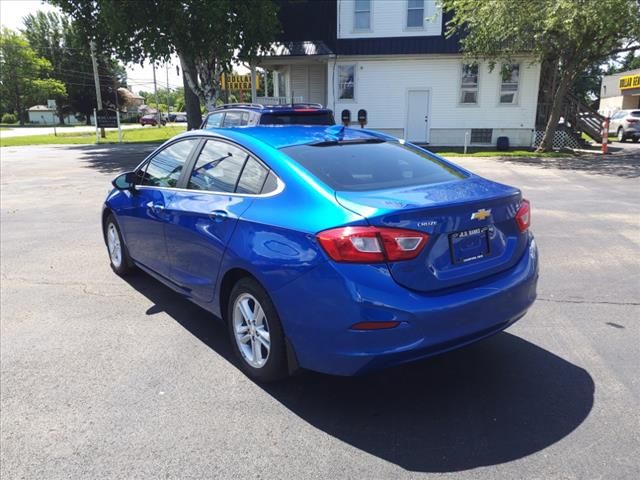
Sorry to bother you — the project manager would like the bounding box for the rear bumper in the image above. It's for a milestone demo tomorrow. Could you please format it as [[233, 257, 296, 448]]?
[[272, 235, 539, 376]]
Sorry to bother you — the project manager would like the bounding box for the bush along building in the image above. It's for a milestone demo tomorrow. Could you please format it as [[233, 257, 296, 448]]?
[[255, 0, 542, 148]]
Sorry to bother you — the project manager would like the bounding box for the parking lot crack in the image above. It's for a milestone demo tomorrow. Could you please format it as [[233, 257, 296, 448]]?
[[537, 296, 640, 306]]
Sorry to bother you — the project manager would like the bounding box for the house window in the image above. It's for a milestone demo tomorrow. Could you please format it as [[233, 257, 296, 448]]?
[[460, 63, 479, 104], [500, 63, 520, 104], [354, 0, 371, 30], [471, 128, 493, 144], [407, 0, 424, 28], [337, 65, 355, 101]]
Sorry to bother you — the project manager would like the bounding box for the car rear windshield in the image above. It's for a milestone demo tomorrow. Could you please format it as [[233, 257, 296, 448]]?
[[281, 141, 467, 191], [630, 111, 640, 117], [259, 111, 334, 125]]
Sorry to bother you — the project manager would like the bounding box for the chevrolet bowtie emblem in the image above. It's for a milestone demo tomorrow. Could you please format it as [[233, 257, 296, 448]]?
[[470, 208, 491, 220]]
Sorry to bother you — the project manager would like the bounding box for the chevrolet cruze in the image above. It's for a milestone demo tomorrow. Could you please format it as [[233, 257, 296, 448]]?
[[103, 126, 538, 382]]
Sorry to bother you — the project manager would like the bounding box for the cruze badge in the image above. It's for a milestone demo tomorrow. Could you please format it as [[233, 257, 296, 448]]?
[[470, 208, 491, 221]]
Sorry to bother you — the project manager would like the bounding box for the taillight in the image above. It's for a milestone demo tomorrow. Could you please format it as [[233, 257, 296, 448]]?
[[627, 119, 639, 124], [515, 199, 531, 232], [316, 226, 429, 263]]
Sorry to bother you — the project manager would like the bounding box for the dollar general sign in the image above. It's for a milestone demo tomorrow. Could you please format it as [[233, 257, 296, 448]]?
[[619, 73, 640, 91], [221, 74, 260, 90]]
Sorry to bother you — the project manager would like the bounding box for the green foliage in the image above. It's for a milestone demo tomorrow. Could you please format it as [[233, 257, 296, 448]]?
[[2, 113, 18, 124], [21, 11, 125, 124], [443, 0, 640, 70], [442, 0, 640, 150], [0, 125, 187, 147], [137, 87, 185, 110], [51, 0, 280, 115], [0, 28, 67, 124]]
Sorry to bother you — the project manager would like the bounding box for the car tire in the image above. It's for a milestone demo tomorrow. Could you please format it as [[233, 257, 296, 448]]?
[[633, 137, 639, 143], [227, 277, 288, 382], [104, 214, 134, 276], [617, 128, 626, 142]]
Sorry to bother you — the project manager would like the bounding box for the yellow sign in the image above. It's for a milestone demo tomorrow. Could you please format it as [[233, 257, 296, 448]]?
[[220, 74, 260, 91], [619, 73, 640, 90]]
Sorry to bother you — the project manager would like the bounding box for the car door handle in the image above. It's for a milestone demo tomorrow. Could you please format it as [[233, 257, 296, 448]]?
[[209, 210, 228, 222], [146, 201, 165, 213]]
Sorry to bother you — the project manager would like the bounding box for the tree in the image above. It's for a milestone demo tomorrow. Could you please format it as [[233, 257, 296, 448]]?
[[0, 28, 67, 124], [443, 0, 640, 151], [21, 11, 126, 125], [50, 0, 280, 130]]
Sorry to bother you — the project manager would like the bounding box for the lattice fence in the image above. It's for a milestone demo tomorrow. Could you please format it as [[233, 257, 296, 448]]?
[[532, 129, 582, 150]]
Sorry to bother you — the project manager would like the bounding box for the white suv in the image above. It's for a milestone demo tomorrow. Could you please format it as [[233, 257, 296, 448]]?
[[608, 109, 640, 143]]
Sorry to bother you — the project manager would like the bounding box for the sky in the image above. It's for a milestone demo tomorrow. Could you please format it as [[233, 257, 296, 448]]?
[[0, 0, 184, 93]]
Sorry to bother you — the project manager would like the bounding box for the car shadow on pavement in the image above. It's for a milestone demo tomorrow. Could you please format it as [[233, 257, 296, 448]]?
[[67, 144, 157, 174], [124, 271, 595, 474]]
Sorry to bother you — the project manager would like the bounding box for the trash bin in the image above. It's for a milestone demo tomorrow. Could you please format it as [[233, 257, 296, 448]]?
[[496, 136, 509, 151]]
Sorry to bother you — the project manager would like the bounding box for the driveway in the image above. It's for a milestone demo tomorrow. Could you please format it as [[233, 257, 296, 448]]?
[[1, 144, 639, 479]]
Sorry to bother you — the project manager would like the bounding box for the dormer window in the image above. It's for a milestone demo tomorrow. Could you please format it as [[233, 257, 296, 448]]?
[[407, 0, 425, 28], [354, 0, 371, 31]]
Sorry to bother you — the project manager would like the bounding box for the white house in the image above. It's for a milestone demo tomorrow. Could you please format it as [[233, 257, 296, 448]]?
[[257, 0, 541, 147], [27, 105, 84, 125]]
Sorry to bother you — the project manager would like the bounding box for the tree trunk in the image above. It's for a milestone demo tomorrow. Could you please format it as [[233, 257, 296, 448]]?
[[537, 72, 573, 152], [15, 84, 24, 126], [179, 52, 219, 113], [182, 70, 202, 130]]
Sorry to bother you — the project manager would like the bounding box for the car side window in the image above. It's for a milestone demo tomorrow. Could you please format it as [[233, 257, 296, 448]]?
[[206, 113, 224, 128], [138, 139, 198, 188], [236, 156, 269, 194], [260, 171, 279, 194], [187, 140, 247, 192], [222, 111, 243, 127]]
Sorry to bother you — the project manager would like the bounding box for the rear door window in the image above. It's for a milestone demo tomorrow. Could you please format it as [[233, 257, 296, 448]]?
[[281, 141, 466, 191], [187, 140, 247, 192], [222, 111, 248, 127], [139, 139, 198, 187], [206, 113, 224, 128], [236, 157, 269, 194]]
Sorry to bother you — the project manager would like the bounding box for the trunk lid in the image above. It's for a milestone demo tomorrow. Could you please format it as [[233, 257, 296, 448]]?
[[335, 176, 527, 292]]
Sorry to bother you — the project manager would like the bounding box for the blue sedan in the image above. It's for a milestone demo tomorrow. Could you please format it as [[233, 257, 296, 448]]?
[[103, 126, 538, 381]]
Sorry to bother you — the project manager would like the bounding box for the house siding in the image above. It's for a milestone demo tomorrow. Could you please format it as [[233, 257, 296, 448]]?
[[337, 0, 442, 38], [327, 56, 540, 146]]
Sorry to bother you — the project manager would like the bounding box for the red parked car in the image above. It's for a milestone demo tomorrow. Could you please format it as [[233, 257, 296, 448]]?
[[140, 114, 166, 126]]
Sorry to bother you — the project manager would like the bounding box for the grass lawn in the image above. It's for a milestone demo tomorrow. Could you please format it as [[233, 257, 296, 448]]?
[[429, 146, 571, 158], [0, 126, 187, 147]]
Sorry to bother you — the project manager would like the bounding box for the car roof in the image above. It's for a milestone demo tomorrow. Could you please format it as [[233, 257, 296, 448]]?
[[206, 103, 332, 114], [180, 126, 395, 150]]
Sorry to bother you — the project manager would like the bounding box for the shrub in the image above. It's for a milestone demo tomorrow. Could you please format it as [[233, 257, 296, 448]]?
[[1, 113, 18, 124]]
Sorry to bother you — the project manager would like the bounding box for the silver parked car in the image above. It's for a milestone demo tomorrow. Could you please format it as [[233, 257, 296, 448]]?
[[608, 109, 640, 142]]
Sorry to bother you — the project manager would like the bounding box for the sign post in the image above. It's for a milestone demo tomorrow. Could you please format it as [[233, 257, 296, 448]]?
[[94, 108, 99, 143], [47, 99, 57, 136], [116, 110, 123, 143], [602, 117, 609, 155]]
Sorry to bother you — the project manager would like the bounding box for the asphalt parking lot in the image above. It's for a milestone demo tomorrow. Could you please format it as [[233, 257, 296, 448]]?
[[1, 144, 639, 479]]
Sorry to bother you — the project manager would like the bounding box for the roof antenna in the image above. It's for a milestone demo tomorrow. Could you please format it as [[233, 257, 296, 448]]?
[[325, 124, 345, 141]]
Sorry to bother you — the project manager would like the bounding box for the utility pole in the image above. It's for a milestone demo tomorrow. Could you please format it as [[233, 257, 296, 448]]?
[[152, 65, 161, 127], [166, 63, 171, 117], [89, 40, 105, 138]]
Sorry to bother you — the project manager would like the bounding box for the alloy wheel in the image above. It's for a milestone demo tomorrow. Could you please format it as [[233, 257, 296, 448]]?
[[107, 223, 122, 268], [233, 293, 271, 368]]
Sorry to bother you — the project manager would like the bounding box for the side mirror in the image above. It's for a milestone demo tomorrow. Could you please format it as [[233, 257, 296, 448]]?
[[112, 171, 136, 190]]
